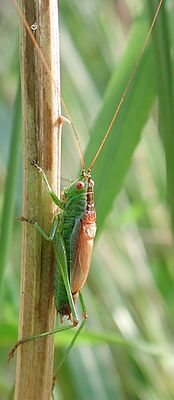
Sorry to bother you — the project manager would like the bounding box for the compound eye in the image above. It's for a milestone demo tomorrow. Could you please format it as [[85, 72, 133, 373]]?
[[76, 181, 85, 190]]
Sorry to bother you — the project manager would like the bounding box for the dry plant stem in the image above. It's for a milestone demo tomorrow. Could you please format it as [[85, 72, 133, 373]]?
[[14, 1, 61, 399]]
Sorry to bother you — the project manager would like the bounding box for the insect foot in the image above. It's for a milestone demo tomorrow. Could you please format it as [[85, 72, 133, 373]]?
[[16, 216, 35, 225], [8, 339, 23, 361], [57, 114, 70, 126], [30, 159, 41, 172], [82, 311, 88, 319]]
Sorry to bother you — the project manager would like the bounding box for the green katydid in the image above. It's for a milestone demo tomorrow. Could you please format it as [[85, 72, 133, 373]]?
[[9, 0, 164, 375], [9, 158, 96, 372]]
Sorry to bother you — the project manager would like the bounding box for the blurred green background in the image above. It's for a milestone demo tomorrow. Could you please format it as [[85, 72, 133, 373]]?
[[1, 0, 174, 399]]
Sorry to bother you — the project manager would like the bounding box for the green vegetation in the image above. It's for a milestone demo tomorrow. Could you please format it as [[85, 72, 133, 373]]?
[[1, 0, 174, 399]]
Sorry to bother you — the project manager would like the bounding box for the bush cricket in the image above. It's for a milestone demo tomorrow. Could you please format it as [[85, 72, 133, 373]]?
[[9, 0, 164, 378]]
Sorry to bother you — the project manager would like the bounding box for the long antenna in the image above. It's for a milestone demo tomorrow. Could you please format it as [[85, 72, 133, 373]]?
[[13, 0, 85, 171], [88, 0, 163, 173]]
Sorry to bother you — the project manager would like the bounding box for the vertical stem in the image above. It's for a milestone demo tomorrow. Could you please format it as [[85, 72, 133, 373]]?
[[14, 1, 61, 399]]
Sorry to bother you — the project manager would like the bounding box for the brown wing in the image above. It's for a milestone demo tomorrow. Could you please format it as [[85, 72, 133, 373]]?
[[70, 216, 96, 300]]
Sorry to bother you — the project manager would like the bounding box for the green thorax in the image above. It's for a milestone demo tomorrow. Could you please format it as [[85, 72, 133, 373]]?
[[61, 174, 88, 256]]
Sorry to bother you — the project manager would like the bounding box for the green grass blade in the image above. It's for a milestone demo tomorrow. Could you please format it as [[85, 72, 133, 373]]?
[[148, 0, 174, 230], [54, 329, 174, 360], [84, 17, 157, 232], [3, 320, 173, 361], [0, 78, 21, 295]]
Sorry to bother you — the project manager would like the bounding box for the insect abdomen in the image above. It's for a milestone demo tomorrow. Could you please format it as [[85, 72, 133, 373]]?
[[71, 210, 97, 303], [70, 177, 97, 302], [54, 192, 87, 318]]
